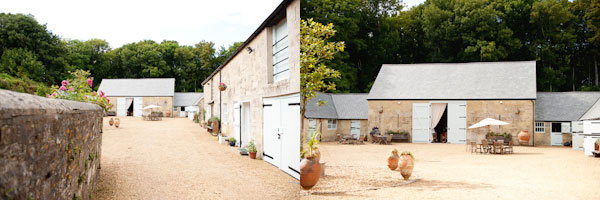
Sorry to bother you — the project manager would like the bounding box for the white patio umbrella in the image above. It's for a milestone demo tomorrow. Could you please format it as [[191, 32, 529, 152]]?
[[468, 118, 510, 139], [143, 105, 160, 110]]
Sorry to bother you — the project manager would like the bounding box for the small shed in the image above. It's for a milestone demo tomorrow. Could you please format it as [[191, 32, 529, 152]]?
[[98, 78, 175, 117], [173, 92, 204, 119], [304, 93, 369, 141], [367, 61, 537, 144], [535, 92, 600, 147]]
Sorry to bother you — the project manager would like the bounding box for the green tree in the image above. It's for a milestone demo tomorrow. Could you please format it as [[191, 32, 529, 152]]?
[[0, 48, 44, 81], [300, 18, 345, 147]]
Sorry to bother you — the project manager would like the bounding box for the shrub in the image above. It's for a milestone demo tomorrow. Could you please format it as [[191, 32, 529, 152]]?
[[229, 137, 236, 143], [247, 140, 257, 153], [0, 73, 49, 96], [46, 70, 112, 112]]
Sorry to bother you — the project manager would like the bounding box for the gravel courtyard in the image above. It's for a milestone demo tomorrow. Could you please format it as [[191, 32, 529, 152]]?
[[302, 142, 600, 199], [94, 117, 300, 199]]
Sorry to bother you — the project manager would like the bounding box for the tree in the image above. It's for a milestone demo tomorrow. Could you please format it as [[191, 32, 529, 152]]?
[[300, 18, 345, 148], [0, 48, 44, 82], [0, 13, 69, 84]]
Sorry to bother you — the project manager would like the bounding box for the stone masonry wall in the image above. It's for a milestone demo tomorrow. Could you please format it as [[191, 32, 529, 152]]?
[[0, 89, 103, 200], [368, 100, 535, 145]]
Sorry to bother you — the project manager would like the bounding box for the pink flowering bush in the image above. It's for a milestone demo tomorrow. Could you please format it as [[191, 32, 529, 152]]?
[[218, 82, 227, 90], [47, 70, 112, 112]]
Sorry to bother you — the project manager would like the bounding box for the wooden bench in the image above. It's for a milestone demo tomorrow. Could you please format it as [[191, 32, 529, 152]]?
[[391, 134, 409, 142]]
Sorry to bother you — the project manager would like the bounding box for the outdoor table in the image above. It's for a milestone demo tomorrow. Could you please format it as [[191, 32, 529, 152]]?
[[375, 135, 388, 144]]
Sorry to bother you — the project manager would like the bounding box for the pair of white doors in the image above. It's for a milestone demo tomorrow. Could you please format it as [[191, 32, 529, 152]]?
[[233, 102, 251, 148], [350, 120, 361, 139], [117, 97, 142, 117], [263, 94, 300, 179], [412, 102, 467, 144]]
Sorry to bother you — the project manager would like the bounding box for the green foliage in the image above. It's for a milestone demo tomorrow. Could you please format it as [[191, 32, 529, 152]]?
[[401, 151, 415, 159], [0, 73, 49, 96], [302, 0, 600, 92], [47, 70, 112, 112], [247, 140, 257, 153], [386, 130, 407, 135], [209, 116, 220, 123], [302, 130, 321, 158], [229, 137, 236, 143]]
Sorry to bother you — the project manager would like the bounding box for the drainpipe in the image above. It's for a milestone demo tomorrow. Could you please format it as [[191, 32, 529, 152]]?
[[219, 73, 222, 136], [532, 100, 535, 147]]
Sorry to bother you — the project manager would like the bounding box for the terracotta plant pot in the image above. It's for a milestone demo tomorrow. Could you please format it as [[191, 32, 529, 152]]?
[[387, 151, 399, 170], [398, 154, 414, 180], [109, 118, 114, 126], [518, 130, 530, 143], [114, 119, 120, 128], [166, 111, 171, 117], [300, 156, 321, 190], [249, 152, 257, 159], [212, 121, 220, 134]]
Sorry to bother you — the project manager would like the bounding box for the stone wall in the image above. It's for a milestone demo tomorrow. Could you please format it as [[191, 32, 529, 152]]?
[[303, 118, 369, 142], [0, 89, 103, 200], [368, 100, 535, 145], [203, 0, 300, 157]]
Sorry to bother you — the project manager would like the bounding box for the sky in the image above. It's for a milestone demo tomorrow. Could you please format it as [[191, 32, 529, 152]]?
[[0, 0, 283, 49], [1, 0, 426, 49]]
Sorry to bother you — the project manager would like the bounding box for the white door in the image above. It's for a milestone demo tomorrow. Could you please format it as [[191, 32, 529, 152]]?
[[205, 105, 211, 121], [561, 122, 571, 133], [180, 107, 186, 117], [308, 119, 317, 135], [412, 103, 431, 143], [263, 94, 300, 179], [280, 95, 300, 179], [133, 97, 143, 117], [242, 102, 251, 147], [117, 98, 126, 116], [572, 121, 584, 133], [350, 120, 361, 139], [447, 102, 467, 144], [551, 122, 563, 146], [263, 98, 281, 168], [233, 102, 241, 146]]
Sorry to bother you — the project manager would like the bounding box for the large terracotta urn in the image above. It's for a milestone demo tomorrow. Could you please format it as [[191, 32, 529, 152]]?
[[114, 118, 120, 128], [398, 153, 414, 180], [387, 149, 399, 170], [518, 130, 530, 144], [300, 156, 321, 190]]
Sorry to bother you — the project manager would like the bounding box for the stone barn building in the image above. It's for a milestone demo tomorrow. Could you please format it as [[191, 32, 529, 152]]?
[[98, 78, 175, 117], [303, 92, 369, 142], [201, 0, 300, 179], [367, 61, 536, 145], [535, 92, 600, 147], [173, 92, 203, 119]]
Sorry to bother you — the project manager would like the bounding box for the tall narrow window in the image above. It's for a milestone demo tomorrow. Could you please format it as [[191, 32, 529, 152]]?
[[308, 119, 316, 134], [272, 20, 289, 82]]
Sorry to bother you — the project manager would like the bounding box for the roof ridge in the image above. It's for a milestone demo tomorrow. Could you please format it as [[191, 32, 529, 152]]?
[[578, 96, 600, 120]]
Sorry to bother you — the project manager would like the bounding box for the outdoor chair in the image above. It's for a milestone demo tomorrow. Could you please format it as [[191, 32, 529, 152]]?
[[371, 134, 381, 144], [480, 140, 491, 154], [470, 141, 479, 153], [493, 142, 503, 154], [503, 140, 514, 154]]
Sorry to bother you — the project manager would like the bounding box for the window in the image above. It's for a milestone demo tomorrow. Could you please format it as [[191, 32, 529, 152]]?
[[272, 20, 289, 82], [222, 103, 228, 124], [173, 106, 177, 112], [181, 106, 186, 112], [535, 122, 545, 133], [327, 119, 337, 130], [308, 119, 316, 134]]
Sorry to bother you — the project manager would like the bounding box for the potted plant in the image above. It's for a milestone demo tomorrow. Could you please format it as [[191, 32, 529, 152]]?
[[114, 118, 120, 128], [387, 149, 399, 170], [398, 151, 414, 180], [228, 137, 236, 147], [218, 82, 227, 91], [109, 118, 114, 126], [210, 116, 220, 135], [300, 130, 322, 190], [247, 140, 257, 159]]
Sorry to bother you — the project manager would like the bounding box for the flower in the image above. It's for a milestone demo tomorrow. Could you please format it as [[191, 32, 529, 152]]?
[[46, 94, 51, 98], [87, 79, 93, 87], [59, 86, 67, 91], [68, 87, 74, 91], [61, 80, 69, 86], [99, 90, 106, 97], [219, 82, 226, 86]]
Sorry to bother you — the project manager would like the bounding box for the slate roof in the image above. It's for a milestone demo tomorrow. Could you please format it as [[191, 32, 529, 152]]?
[[98, 78, 175, 97], [535, 92, 600, 121], [305, 93, 368, 120], [174, 93, 204, 107], [367, 61, 537, 100]]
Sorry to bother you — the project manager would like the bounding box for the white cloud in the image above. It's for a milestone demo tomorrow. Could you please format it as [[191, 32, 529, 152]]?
[[0, 0, 282, 48]]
